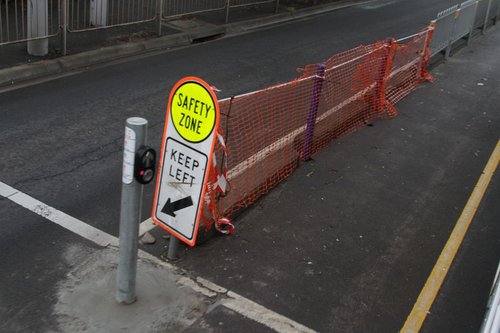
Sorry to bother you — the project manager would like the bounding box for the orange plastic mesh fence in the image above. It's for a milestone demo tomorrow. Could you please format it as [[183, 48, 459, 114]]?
[[204, 26, 434, 227]]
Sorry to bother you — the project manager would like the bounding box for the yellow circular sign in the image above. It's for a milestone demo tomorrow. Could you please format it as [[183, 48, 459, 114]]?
[[170, 80, 217, 143]]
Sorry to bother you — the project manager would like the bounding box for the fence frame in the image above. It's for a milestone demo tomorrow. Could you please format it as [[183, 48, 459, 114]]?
[[207, 26, 434, 220], [0, 0, 61, 46], [1, 0, 499, 63], [1, 0, 279, 52], [429, 0, 483, 60]]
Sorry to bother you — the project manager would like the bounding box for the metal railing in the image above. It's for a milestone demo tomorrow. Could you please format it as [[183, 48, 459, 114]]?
[[162, 0, 278, 23], [474, 0, 500, 31], [0, 0, 60, 45], [428, 0, 500, 59], [1, 0, 499, 58], [67, 0, 157, 32], [163, 0, 226, 19]]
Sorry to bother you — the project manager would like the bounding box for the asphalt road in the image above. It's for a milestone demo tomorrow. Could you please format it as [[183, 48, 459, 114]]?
[[1, 0, 498, 331]]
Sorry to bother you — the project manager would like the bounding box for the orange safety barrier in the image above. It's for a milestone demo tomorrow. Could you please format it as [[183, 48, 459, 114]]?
[[202, 25, 434, 234]]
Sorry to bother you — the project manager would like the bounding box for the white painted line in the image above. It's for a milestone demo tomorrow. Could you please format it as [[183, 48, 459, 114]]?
[[0, 182, 18, 197], [0, 181, 118, 247], [223, 291, 318, 333]]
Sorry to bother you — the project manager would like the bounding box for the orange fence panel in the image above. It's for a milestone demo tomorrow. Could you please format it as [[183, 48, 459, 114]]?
[[202, 25, 434, 233]]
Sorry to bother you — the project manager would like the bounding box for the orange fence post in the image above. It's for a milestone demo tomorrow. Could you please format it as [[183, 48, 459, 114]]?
[[376, 39, 398, 119]]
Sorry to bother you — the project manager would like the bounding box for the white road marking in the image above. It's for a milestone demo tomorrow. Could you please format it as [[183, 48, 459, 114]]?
[[0, 181, 118, 247], [1, 180, 317, 333], [223, 291, 317, 333]]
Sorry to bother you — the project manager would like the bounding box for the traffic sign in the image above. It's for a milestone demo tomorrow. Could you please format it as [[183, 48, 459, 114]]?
[[152, 77, 220, 246]]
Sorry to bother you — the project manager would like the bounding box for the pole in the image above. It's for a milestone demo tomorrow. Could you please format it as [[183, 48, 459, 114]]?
[[495, 0, 500, 24], [301, 63, 326, 161], [467, 2, 479, 45], [167, 236, 179, 260], [116, 117, 148, 305], [157, 0, 163, 36], [482, 0, 492, 34], [61, 0, 67, 56], [27, 0, 49, 56], [445, 8, 460, 61], [225, 0, 231, 24]]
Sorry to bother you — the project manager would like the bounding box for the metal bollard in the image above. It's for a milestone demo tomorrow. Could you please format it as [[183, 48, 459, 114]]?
[[116, 117, 148, 304]]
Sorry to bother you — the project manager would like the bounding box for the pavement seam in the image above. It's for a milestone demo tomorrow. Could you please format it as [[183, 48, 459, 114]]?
[[0, 0, 374, 89]]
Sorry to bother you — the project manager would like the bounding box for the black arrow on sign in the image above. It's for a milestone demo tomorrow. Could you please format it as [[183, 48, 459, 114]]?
[[161, 196, 194, 217]]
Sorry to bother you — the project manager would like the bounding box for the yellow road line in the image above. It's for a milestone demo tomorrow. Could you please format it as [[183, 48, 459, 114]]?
[[401, 139, 500, 333]]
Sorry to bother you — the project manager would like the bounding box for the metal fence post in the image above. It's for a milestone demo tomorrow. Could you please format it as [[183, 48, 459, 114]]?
[[225, 0, 231, 24], [467, 2, 479, 45], [157, 0, 163, 36], [482, 0, 492, 33], [301, 63, 326, 161], [275, 0, 280, 13], [495, 1, 500, 24], [116, 117, 148, 305], [445, 8, 460, 60], [61, 0, 67, 56]]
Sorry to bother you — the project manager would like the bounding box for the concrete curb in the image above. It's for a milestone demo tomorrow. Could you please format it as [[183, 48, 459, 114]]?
[[0, 0, 370, 88]]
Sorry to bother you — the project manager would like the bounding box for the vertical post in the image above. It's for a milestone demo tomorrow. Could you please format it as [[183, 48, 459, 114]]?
[[225, 0, 230, 24], [167, 236, 179, 260], [467, 2, 479, 45], [376, 39, 397, 119], [419, 25, 434, 82], [61, 0, 67, 55], [157, 0, 163, 36], [90, 0, 108, 26], [301, 63, 326, 161], [27, 0, 49, 56], [116, 117, 148, 305], [482, 0, 492, 34], [275, 0, 280, 14], [495, 0, 500, 24], [445, 8, 460, 61]]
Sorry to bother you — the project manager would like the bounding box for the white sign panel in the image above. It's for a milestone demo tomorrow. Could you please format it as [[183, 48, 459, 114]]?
[[152, 77, 220, 246]]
